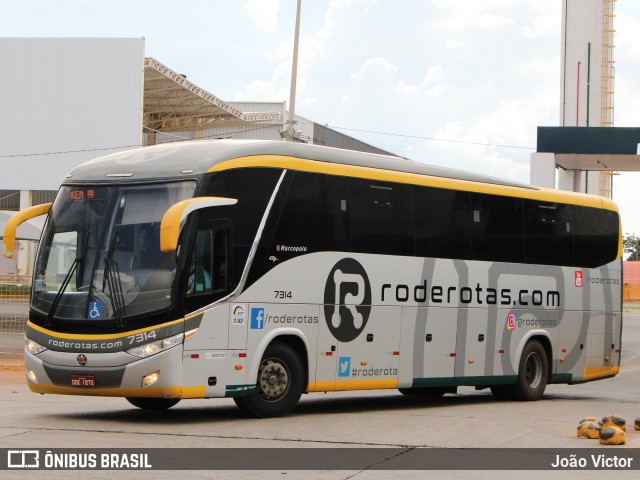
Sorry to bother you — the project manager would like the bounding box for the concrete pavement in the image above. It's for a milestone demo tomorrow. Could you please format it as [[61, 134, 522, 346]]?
[[0, 353, 23, 372]]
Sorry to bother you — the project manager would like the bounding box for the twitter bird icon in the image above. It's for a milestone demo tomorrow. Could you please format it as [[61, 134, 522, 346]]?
[[338, 357, 351, 377]]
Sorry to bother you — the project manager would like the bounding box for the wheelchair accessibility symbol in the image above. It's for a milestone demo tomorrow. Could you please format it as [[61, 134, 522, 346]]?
[[88, 301, 104, 320]]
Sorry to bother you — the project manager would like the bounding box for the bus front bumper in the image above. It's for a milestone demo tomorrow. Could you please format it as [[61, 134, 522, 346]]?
[[24, 345, 206, 399]]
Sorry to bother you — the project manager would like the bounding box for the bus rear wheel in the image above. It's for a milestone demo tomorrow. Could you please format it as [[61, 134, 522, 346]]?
[[234, 342, 304, 418], [508, 340, 549, 401], [126, 397, 180, 410]]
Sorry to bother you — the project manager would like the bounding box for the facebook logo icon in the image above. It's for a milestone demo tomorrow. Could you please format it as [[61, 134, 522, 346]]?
[[251, 308, 265, 329]]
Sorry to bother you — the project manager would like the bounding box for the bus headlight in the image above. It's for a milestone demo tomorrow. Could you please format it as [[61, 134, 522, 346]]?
[[126, 333, 184, 359], [25, 337, 47, 355], [142, 371, 160, 387]]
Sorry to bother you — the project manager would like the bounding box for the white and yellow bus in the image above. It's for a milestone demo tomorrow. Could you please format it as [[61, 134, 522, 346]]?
[[3, 140, 622, 417]]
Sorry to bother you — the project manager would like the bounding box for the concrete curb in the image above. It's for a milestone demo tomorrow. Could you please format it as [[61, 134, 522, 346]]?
[[0, 354, 24, 372], [0, 364, 23, 372]]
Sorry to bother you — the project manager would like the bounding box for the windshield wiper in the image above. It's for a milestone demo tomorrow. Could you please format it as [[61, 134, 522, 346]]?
[[101, 233, 127, 328], [103, 257, 126, 328], [45, 231, 91, 327], [45, 258, 79, 327]]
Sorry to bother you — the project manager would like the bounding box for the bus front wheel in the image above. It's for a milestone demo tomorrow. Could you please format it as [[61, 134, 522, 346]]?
[[508, 340, 549, 401], [234, 342, 305, 418], [126, 397, 180, 410]]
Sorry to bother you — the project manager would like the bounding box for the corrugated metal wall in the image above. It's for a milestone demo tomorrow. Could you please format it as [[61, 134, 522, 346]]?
[[230, 102, 286, 115], [0, 38, 145, 190], [199, 124, 281, 141], [198, 102, 285, 141], [311, 123, 394, 156], [148, 125, 281, 145], [0, 191, 20, 210]]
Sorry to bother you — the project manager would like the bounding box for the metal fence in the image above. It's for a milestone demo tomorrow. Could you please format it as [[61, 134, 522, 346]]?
[[0, 241, 34, 354]]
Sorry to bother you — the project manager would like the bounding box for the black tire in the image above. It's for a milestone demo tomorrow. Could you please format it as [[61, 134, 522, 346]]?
[[398, 387, 450, 398], [507, 340, 549, 401], [234, 342, 305, 418], [126, 397, 180, 410]]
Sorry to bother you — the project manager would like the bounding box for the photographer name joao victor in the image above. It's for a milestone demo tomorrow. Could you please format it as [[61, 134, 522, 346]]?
[[551, 453, 634, 469]]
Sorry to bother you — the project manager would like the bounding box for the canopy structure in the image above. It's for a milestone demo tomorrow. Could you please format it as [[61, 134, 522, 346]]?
[[538, 127, 640, 172], [530, 127, 640, 196], [143, 57, 281, 134]]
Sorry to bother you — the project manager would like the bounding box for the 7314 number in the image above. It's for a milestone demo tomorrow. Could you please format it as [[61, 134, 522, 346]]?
[[274, 290, 292, 299]]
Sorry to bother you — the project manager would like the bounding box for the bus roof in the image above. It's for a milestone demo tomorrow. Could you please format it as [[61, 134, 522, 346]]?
[[67, 139, 534, 189]]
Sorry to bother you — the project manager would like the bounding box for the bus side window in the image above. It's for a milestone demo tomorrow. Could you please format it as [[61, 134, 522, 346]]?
[[572, 205, 619, 268], [414, 186, 472, 260], [470, 193, 525, 263], [524, 201, 573, 266], [186, 222, 230, 296], [349, 179, 413, 256], [267, 172, 349, 263]]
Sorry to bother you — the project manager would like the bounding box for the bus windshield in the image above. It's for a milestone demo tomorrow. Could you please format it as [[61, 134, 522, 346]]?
[[32, 181, 196, 322]]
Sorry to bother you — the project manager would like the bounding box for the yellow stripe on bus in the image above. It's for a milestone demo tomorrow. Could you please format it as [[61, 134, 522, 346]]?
[[27, 318, 185, 341], [27, 382, 207, 399], [208, 155, 618, 212], [583, 366, 619, 381], [308, 379, 398, 392]]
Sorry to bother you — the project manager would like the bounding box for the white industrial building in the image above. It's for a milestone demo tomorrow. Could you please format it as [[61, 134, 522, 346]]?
[[0, 37, 390, 208], [0, 37, 391, 279]]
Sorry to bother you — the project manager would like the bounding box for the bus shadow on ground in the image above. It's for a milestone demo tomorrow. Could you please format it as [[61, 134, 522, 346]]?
[[56, 389, 604, 425]]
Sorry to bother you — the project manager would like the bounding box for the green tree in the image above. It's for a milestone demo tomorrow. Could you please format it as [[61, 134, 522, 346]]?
[[623, 234, 640, 261]]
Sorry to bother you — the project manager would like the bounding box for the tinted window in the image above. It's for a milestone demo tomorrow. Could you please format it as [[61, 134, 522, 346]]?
[[268, 172, 349, 263], [184, 220, 231, 312], [470, 193, 524, 263], [202, 168, 282, 288], [186, 222, 230, 296], [349, 179, 413, 256], [414, 186, 472, 259], [524, 201, 573, 266], [573, 206, 619, 267]]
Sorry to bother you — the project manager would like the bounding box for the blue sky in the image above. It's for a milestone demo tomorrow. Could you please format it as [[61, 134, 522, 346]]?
[[2, 0, 640, 234]]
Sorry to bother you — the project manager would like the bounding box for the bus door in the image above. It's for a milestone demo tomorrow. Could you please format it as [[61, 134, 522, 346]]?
[[316, 303, 401, 389], [316, 266, 401, 391], [454, 309, 489, 379], [408, 306, 458, 382], [334, 306, 401, 389]]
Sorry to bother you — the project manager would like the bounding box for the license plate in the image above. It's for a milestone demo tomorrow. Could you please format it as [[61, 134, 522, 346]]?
[[70, 375, 96, 387]]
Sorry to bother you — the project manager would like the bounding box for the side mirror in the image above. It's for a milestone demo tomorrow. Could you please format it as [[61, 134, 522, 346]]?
[[3, 203, 52, 258], [159, 197, 237, 253]]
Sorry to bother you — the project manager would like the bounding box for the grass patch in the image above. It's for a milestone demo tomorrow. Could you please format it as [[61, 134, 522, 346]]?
[[0, 284, 31, 296]]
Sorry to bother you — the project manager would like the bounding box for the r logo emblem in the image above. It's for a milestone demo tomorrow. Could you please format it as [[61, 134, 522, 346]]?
[[323, 258, 371, 342]]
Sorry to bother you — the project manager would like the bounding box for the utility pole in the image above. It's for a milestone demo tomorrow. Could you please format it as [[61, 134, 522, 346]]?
[[284, 0, 302, 141]]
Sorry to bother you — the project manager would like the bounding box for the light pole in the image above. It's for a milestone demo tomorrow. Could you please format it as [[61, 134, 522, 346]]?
[[285, 0, 302, 141]]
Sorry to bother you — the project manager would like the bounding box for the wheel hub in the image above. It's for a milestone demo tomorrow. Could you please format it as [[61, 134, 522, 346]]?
[[258, 359, 289, 401], [525, 352, 542, 389]]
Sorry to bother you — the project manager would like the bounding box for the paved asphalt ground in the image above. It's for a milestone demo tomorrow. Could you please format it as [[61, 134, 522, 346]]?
[[0, 307, 638, 479]]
